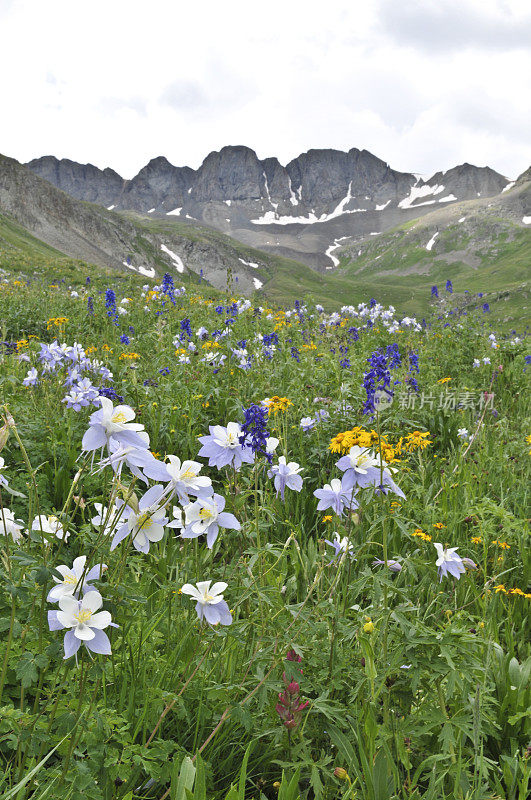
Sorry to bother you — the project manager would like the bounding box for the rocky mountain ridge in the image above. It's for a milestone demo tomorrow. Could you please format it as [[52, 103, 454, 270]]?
[[0, 153, 285, 293], [27, 146, 510, 268]]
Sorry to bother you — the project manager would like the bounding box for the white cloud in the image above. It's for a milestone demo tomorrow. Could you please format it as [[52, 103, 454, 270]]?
[[0, 0, 529, 179]]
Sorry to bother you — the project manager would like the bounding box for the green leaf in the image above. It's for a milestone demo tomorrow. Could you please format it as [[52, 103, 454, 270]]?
[[171, 756, 196, 800], [238, 742, 254, 800], [15, 651, 40, 688], [373, 749, 389, 800], [193, 754, 206, 800], [278, 769, 301, 800]]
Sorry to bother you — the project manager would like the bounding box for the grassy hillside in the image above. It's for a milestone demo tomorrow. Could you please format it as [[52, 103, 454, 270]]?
[[1, 184, 529, 330]]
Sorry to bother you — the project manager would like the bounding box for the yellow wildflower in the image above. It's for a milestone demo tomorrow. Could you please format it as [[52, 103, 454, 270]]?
[[263, 396, 293, 415], [403, 431, 432, 452]]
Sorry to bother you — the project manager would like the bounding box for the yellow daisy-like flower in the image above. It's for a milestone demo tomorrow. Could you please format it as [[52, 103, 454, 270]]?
[[437, 377, 451, 384], [403, 431, 432, 452], [471, 536, 482, 544], [433, 522, 446, 530], [263, 396, 293, 415], [492, 540, 510, 550], [493, 584, 507, 594], [322, 515, 333, 523], [412, 529, 432, 542]]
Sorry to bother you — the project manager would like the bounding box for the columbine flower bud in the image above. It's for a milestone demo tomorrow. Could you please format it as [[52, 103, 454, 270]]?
[[334, 767, 349, 781], [462, 557, 478, 570], [0, 421, 9, 452]]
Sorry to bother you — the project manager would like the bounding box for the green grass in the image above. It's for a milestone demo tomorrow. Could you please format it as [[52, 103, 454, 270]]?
[[0, 275, 529, 799]]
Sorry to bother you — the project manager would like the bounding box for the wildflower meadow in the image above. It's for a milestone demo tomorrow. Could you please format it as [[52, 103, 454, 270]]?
[[0, 273, 529, 800]]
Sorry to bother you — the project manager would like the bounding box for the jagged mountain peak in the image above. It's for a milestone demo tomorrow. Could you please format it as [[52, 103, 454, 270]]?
[[23, 145, 514, 268]]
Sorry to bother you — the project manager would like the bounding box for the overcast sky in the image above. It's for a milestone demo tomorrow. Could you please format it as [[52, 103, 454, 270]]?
[[1, 0, 530, 179]]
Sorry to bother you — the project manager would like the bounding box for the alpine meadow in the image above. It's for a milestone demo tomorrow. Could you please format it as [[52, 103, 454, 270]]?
[[0, 260, 529, 799], [1, 0, 531, 797]]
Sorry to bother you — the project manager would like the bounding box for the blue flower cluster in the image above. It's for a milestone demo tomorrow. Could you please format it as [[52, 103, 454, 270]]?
[[239, 403, 271, 459], [161, 273, 176, 306], [105, 289, 119, 325], [407, 350, 420, 393], [363, 348, 393, 416]]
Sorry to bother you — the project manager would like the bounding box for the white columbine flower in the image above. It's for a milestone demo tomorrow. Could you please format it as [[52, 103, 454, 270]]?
[[265, 437, 279, 455], [182, 493, 240, 548], [47, 555, 107, 602], [91, 501, 129, 536], [180, 580, 232, 626], [51, 590, 113, 658], [110, 485, 168, 553], [81, 397, 146, 452], [31, 514, 70, 542], [0, 508, 24, 542], [434, 543, 466, 581], [344, 446, 381, 473], [144, 455, 212, 503]]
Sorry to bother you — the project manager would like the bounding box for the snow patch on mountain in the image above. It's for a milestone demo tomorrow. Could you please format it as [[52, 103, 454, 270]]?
[[160, 244, 184, 273], [325, 236, 350, 267], [398, 184, 444, 209], [426, 232, 439, 251], [167, 207, 182, 216], [251, 181, 368, 225], [238, 257, 259, 269], [124, 261, 155, 278]]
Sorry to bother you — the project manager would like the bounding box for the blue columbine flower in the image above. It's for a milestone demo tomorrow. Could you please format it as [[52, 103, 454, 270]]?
[[446, 280, 453, 293], [268, 457, 303, 500], [431, 285, 439, 298], [314, 477, 358, 516], [198, 422, 255, 471]]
